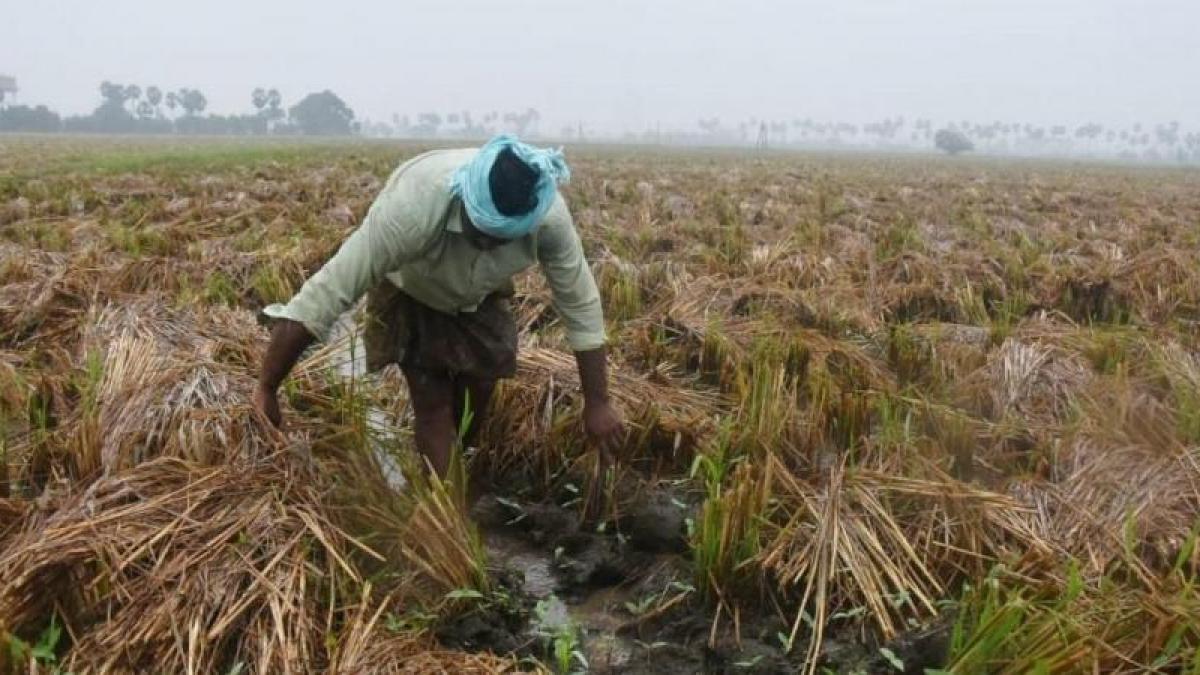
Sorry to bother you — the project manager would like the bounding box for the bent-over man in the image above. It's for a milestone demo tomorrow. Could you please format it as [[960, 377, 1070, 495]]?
[[254, 135, 624, 476]]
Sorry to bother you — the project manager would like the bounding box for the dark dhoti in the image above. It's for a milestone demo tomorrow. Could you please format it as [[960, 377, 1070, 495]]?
[[363, 281, 518, 380]]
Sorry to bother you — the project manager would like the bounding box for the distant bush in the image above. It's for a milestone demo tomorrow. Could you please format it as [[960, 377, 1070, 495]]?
[[0, 105, 62, 132], [289, 91, 356, 136], [935, 128, 974, 155]]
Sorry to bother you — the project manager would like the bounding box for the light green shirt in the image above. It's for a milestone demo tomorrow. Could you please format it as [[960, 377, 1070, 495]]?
[[263, 148, 606, 351]]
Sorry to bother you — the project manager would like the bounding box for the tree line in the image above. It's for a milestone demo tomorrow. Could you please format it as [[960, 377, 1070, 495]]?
[[3, 81, 1196, 163], [686, 116, 1200, 163], [0, 82, 357, 136], [1, 83, 549, 142]]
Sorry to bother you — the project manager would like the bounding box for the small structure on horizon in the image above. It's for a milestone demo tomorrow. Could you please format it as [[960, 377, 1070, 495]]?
[[756, 121, 769, 150], [0, 75, 17, 106]]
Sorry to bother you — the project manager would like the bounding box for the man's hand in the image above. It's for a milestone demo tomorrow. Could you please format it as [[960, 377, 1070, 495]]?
[[253, 384, 283, 428], [583, 399, 625, 455], [255, 319, 314, 429], [582, 398, 624, 524], [574, 347, 625, 463]]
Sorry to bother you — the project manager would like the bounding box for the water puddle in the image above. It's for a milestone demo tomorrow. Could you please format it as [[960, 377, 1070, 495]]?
[[484, 529, 642, 672]]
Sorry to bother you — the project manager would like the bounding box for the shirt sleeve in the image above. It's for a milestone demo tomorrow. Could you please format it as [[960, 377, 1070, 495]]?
[[535, 197, 607, 351], [261, 172, 440, 341]]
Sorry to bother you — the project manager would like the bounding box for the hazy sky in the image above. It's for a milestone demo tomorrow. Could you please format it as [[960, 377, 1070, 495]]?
[[6, 0, 1197, 134]]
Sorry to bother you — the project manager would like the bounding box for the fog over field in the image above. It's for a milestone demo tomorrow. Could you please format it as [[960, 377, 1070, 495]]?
[[6, 0, 1196, 141]]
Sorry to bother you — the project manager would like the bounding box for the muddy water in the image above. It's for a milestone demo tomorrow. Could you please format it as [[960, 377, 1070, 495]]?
[[485, 530, 557, 598], [484, 529, 641, 672]]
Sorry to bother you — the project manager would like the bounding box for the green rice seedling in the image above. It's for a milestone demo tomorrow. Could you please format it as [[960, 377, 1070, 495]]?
[[986, 289, 1030, 344], [816, 387, 873, 456], [249, 261, 297, 306], [202, 270, 239, 307], [944, 568, 1100, 673], [61, 348, 105, 479], [107, 222, 173, 258], [170, 270, 199, 307], [6, 613, 64, 672], [944, 548, 1200, 674], [597, 259, 642, 322], [885, 322, 933, 388], [22, 221, 71, 252], [1151, 343, 1200, 445], [953, 281, 991, 327], [1142, 525, 1200, 672], [691, 419, 740, 496], [634, 323, 672, 370], [689, 422, 770, 604], [232, 224, 267, 253], [533, 598, 587, 674], [0, 360, 29, 427], [873, 393, 915, 455], [716, 223, 748, 269], [943, 571, 1051, 673], [691, 461, 770, 605], [875, 214, 923, 262], [1080, 327, 1135, 375], [734, 338, 803, 454], [699, 318, 740, 390]]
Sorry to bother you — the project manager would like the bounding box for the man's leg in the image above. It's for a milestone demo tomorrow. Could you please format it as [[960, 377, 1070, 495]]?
[[453, 375, 496, 449], [402, 366, 455, 476]]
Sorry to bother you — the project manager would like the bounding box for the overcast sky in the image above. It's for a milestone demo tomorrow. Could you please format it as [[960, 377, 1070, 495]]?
[[5, 0, 1196, 134]]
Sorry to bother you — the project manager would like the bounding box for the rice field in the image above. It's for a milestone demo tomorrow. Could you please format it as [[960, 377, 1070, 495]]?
[[1, 135, 1199, 674]]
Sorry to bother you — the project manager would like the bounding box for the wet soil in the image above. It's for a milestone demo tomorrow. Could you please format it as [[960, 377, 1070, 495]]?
[[459, 487, 950, 674]]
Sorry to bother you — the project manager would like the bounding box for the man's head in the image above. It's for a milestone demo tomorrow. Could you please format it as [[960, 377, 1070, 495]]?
[[459, 148, 539, 251], [488, 147, 539, 217], [448, 134, 571, 240]]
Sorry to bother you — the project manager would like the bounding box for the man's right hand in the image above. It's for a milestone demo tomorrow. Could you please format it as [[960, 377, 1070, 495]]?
[[254, 384, 283, 428], [256, 319, 316, 429]]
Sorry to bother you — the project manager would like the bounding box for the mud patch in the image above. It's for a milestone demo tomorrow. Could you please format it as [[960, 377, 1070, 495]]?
[[468, 484, 951, 674], [475, 490, 816, 673]]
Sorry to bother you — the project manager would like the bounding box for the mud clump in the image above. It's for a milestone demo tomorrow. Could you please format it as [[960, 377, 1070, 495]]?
[[554, 531, 639, 591], [619, 488, 693, 554], [434, 566, 535, 657]]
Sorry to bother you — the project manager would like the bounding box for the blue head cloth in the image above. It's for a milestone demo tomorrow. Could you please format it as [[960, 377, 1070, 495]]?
[[448, 134, 571, 239]]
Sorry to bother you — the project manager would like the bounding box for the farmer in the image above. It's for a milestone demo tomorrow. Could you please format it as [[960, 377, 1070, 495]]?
[[253, 135, 624, 476]]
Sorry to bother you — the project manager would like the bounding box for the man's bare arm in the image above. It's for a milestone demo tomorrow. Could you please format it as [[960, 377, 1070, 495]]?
[[575, 347, 610, 404], [254, 319, 315, 427], [575, 347, 623, 452]]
